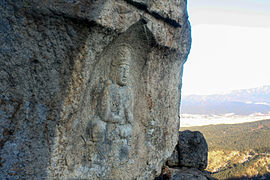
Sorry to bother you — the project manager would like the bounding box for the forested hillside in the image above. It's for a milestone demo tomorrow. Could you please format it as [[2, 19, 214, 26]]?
[[180, 119, 270, 179]]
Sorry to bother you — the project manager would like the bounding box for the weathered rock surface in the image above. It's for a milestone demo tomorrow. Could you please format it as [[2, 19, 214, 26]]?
[[0, 0, 191, 179], [167, 148, 180, 167], [156, 166, 216, 180], [178, 130, 208, 170], [156, 131, 215, 180], [165, 130, 208, 170]]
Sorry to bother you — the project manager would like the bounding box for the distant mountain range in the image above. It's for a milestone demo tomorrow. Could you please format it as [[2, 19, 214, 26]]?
[[181, 85, 270, 115]]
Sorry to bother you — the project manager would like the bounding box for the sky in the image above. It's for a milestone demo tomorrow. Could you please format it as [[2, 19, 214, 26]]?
[[181, 0, 270, 96]]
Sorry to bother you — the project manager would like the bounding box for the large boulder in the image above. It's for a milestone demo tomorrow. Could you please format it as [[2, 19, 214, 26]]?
[[164, 130, 208, 171], [0, 0, 191, 179], [156, 131, 213, 180], [178, 130, 208, 170], [156, 166, 216, 180]]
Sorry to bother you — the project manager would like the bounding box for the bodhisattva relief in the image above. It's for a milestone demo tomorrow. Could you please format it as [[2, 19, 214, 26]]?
[[91, 45, 134, 163]]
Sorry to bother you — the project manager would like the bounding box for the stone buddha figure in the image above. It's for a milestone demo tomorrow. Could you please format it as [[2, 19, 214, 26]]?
[[91, 45, 133, 145]]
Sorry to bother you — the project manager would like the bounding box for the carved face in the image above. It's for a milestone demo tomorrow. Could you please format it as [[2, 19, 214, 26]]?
[[116, 62, 129, 86], [111, 46, 131, 86]]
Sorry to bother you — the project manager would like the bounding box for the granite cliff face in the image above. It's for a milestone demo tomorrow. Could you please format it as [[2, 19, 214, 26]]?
[[0, 0, 191, 179]]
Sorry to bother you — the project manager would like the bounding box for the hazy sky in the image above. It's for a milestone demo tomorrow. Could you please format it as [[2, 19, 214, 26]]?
[[182, 0, 270, 95]]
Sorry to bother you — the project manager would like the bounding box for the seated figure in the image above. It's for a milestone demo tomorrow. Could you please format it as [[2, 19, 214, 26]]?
[[91, 45, 133, 144]]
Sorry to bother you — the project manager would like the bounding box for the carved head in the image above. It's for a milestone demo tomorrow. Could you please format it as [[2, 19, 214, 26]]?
[[111, 45, 131, 86]]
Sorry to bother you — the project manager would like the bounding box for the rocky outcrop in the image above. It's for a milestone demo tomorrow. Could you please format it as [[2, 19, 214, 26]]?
[[157, 167, 216, 180], [0, 0, 191, 179], [156, 131, 216, 180], [178, 130, 208, 170]]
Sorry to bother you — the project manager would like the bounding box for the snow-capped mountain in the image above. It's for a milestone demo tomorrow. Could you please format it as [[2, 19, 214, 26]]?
[[181, 85, 270, 115]]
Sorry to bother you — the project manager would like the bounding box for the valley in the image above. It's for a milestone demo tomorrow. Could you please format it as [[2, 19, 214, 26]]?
[[180, 119, 270, 179]]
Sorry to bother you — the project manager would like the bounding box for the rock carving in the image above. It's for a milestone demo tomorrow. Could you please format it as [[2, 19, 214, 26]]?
[[0, 0, 191, 178], [91, 45, 134, 164]]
